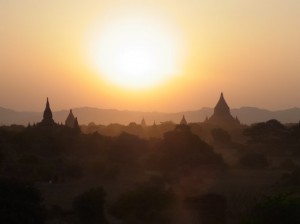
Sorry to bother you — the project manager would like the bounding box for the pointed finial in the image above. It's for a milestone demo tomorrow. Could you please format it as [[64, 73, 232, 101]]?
[[44, 97, 51, 111]]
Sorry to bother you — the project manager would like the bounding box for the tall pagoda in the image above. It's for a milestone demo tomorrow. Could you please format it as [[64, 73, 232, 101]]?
[[206, 93, 240, 127], [38, 98, 57, 126]]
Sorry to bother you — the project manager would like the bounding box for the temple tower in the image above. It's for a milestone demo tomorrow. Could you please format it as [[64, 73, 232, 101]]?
[[141, 118, 147, 127], [65, 109, 80, 129], [175, 115, 190, 131], [206, 93, 240, 127], [38, 98, 56, 126], [65, 109, 75, 127], [180, 115, 187, 125]]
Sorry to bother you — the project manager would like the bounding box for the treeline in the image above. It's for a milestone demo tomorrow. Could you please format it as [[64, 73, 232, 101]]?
[[0, 119, 300, 223], [0, 124, 225, 183], [0, 124, 225, 223]]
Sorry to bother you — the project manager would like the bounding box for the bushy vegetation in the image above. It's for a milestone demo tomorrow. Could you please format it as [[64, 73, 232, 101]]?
[[110, 179, 174, 224], [0, 119, 300, 223], [73, 187, 108, 224], [186, 193, 227, 224], [241, 194, 300, 224], [211, 128, 232, 144], [0, 178, 45, 224], [244, 119, 300, 155], [148, 129, 225, 174], [239, 153, 269, 169]]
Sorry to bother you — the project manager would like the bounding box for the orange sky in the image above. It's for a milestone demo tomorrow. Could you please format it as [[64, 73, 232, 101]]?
[[1, 0, 300, 112]]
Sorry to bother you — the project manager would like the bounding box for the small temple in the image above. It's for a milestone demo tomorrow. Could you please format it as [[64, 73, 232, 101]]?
[[38, 98, 57, 127], [180, 115, 187, 125], [206, 92, 240, 127], [141, 118, 147, 127], [175, 115, 190, 131], [65, 109, 80, 129], [65, 109, 75, 127]]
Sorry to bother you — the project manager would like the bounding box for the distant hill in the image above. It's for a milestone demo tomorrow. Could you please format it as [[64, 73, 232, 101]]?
[[231, 107, 300, 125], [0, 106, 300, 126]]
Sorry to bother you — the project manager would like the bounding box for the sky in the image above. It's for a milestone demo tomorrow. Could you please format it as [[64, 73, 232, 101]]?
[[1, 0, 300, 112]]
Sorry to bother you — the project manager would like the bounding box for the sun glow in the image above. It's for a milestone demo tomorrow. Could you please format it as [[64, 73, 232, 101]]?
[[88, 14, 184, 89]]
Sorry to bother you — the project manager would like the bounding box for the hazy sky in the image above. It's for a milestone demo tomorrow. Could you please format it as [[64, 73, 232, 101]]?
[[1, 0, 300, 112]]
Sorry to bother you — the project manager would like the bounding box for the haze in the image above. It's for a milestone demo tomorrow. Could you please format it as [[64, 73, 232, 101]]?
[[1, 0, 300, 112]]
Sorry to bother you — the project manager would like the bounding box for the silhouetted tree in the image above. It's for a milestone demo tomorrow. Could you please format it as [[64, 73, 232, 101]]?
[[241, 194, 300, 224], [243, 119, 287, 144], [124, 122, 144, 137], [72, 187, 108, 224], [211, 128, 232, 144], [281, 168, 300, 186], [110, 180, 174, 224], [0, 178, 45, 224], [186, 193, 227, 224], [279, 159, 297, 170], [239, 153, 269, 169], [151, 129, 225, 173], [109, 132, 147, 168]]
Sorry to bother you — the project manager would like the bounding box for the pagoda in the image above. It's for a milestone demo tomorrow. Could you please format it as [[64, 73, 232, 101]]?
[[180, 115, 187, 125], [65, 109, 75, 127], [206, 93, 240, 127], [38, 98, 57, 126], [141, 118, 147, 128], [65, 109, 80, 129], [175, 115, 190, 131]]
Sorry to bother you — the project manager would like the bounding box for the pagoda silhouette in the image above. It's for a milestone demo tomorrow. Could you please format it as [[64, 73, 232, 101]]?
[[206, 93, 240, 127], [38, 98, 57, 127], [65, 109, 79, 129], [175, 115, 190, 131], [141, 118, 147, 128]]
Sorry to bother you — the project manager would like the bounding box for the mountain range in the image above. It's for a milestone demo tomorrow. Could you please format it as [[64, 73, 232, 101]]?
[[1, 106, 300, 126]]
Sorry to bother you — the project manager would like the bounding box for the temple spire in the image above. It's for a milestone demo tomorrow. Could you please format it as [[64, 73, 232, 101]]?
[[175, 114, 190, 131], [206, 92, 240, 127], [141, 118, 146, 127], [46, 97, 50, 108], [65, 109, 75, 127], [180, 115, 187, 125], [38, 97, 56, 126], [73, 117, 80, 130], [43, 97, 52, 120], [214, 92, 230, 114]]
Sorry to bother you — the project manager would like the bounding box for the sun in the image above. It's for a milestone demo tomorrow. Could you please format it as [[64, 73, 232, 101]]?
[[87, 14, 184, 89]]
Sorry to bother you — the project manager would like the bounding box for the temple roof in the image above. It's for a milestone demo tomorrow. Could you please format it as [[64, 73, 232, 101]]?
[[73, 117, 80, 129], [141, 118, 146, 127], [206, 92, 240, 127], [214, 92, 230, 114], [43, 97, 53, 119], [180, 115, 187, 125], [65, 109, 75, 127], [39, 97, 56, 126]]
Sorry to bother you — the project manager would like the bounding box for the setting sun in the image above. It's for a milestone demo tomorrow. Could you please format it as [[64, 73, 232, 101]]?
[[87, 14, 184, 89]]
